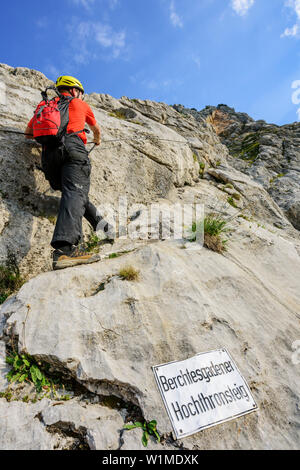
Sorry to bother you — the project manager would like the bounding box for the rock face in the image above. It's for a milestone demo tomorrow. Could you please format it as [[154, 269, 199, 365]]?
[[1, 218, 300, 449], [0, 64, 227, 279], [174, 104, 300, 231], [0, 397, 125, 450], [0, 66, 300, 450]]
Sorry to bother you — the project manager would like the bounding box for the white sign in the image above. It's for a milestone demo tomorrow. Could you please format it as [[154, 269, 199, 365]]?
[[152, 349, 258, 439]]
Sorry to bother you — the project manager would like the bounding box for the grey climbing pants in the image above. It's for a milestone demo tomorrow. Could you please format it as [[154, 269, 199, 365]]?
[[41, 135, 99, 248]]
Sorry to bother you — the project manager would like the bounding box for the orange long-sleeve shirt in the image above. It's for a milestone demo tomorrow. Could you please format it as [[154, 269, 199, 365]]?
[[27, 93, 97, 144]]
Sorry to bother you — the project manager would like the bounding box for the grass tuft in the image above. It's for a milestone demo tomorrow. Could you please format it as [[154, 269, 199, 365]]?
[[119, 265, 140, 281], [187, 214, 229, 253]]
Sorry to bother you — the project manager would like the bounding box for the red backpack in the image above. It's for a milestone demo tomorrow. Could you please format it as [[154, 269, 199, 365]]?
[[31, 86, 74, 146]]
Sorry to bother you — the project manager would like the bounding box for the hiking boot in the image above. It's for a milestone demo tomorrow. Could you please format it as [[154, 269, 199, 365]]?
[[52, 245, 102, 270]]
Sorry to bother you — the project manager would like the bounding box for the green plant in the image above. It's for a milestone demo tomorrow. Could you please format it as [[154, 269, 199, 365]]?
[[108, 253, 120, 259], [5, 351, 72, 400], [124, 420, 161, 447], [193, 153, 198, 163], [119, 265, 140, 281], [108, 250, 131, 259], [229, 133, 260, 165], [85, 231, 101, 253], [232, 193, 241, 201], [109, 111, 126, 120], [60, 394, 71, 401], [227, 196, 238, 208], [0, 253, 25, 304], [6, 352, 51, 393], [186, 214, 229, 253], [188, 215, 228, 239], [215, 160, 221, 166], [199, 161, 205, 178], [0, 390, 12, 401]]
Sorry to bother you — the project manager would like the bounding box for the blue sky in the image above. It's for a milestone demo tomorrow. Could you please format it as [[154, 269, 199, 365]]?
[[1, 0, 300, 125]]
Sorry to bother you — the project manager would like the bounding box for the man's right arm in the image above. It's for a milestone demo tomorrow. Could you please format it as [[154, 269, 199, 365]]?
[[89, 122, 101, 145], [85, 102, 101, 145]]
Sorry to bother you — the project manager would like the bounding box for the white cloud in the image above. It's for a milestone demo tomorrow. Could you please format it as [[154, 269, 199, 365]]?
[[281, 23, 299, 37], [231, 0, 255, 16], [169, 1, 183, 28], [94, 23, 126, 57], [281, 0, 300, 38], [292, 80, 300, 104], [68, 19, 126, 62], [285, 0, 300, 19]]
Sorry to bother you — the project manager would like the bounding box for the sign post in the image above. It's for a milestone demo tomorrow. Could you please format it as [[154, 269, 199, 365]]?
[[152, 349, 258, 439]]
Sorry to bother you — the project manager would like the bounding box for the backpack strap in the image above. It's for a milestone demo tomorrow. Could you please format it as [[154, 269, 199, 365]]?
[[41, 85, 62, 102]]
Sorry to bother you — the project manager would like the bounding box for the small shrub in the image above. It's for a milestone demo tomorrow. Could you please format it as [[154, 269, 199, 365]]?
[[193, 153, 198, 163], [0, 253, 24, 304], [119, 265, 140, 281], [232, 193, 241, 201]]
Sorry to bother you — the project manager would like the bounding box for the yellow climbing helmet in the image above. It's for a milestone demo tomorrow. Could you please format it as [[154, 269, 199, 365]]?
[[55, 75, 84, 93]]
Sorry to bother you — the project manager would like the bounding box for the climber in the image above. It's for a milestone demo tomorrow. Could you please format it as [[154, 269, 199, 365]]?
[[25, 75, 113, 270]]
